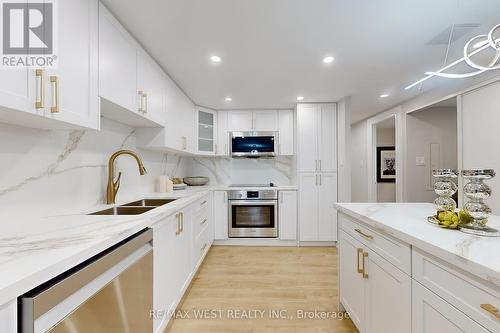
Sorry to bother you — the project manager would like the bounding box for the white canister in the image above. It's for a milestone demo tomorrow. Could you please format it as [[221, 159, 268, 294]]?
[[158, 176, 168, 193], [166, 176, 174, 193]]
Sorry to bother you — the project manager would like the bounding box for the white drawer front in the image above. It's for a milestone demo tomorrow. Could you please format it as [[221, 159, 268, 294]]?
[[412, 280, 491, 333], [193, 225, 210, 267], [339, 213, 411, 274], [193, 205, 210, 238], [413, 249, 500, 333], [193, 194, 210, 213]]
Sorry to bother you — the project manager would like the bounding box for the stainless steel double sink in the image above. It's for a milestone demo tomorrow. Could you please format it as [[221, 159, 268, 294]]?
[[89, 198, 176, 215]]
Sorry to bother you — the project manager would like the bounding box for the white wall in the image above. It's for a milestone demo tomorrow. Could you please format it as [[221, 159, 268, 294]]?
[[0, 118, 188, 218], [406, 107, 457, 202], [351, 73, 500, 206], [351, 121, 368, 202], [461, 80, 500, 214], [376, 127, 396, 202]]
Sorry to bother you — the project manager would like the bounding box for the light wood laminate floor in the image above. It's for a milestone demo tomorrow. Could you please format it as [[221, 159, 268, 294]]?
[[166, 246, 358, 333]]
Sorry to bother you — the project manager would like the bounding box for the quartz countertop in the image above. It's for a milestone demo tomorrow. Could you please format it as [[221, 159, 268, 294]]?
[[0, 187, 212, 306], [0, 184, 297, 305], [335, 202, 500, 287]]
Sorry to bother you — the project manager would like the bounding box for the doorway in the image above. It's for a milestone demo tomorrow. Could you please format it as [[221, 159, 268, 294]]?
[[405, 97, 458, 203], [374, 117, 396, 202]]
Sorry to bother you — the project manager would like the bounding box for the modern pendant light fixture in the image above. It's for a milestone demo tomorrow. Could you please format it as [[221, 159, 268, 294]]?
[[405, 24, 500, 90]]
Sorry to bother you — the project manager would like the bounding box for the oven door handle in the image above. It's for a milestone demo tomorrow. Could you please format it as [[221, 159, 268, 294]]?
[[229, 200, 277, 206]]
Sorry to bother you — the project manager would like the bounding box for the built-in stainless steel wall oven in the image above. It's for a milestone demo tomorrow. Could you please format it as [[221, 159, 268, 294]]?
[[228, 189, 278, 238]]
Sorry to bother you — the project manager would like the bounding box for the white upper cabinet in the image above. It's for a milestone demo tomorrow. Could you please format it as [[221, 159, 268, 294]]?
[[99, 4, 137, 114], [137, 50, 167, 126], [297, 104, 319, 171], [228, 111, 253, 131], [0, 0, 99, 130], [253, 110, 278, 131], [196, 107, 217, 155], [137, 74, 195, 153], [44, 0, 99, 129], [278, 109, 294, 155], [0, 67, 34, 119], [216, 111, 229, 156], [99, 3, 163, 127], [297, 103, 337, 172], [228, 110, 278, 131], [318, 104, 337, 172]]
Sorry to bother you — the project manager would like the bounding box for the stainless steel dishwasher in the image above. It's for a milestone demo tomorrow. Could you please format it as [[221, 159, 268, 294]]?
[[20, 229, 153, 333]]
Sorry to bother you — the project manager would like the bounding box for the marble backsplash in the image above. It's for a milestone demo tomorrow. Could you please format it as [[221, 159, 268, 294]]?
[[184, 156, 296, 186], [0, 118, 296, 218], [0, 118, 189, 218]]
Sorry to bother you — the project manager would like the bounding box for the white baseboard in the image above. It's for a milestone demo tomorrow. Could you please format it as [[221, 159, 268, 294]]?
[[299, 241, 337, 247], [213, 239, 299, 246]]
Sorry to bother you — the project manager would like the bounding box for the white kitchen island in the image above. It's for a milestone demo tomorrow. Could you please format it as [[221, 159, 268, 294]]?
[[335, 202, 500, 333]]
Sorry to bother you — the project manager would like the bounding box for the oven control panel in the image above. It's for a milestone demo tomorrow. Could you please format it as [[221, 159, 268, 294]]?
[[227, 189, 278, 200]]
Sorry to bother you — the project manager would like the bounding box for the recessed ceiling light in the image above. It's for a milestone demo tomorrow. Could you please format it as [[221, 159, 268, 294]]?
[[225, 97, 232, 102], [323, 56, 335, 63], [296, 96, 304, 101], [210, 55, 221, 63], [379, 94, 389, 98]]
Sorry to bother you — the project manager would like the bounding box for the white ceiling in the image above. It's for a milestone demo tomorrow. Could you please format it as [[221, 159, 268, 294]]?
[[101, 0, 500, 122]]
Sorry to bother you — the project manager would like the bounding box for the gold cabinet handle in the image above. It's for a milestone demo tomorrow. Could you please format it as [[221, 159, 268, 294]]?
[[138, 91, 144, 113], [201, 243, 207, 251], [143, 93, 148, 113], [181, 136, 187, 150], [35, 69, 44, 109], [357, 248, 363, 274], [201, 218, 207, 225], [480, 304, 500, 319], [50, 76, 59, 113], [180, 212, 184, 233], [362, 252, 369, 279], [175, 213, 180, 235], [355, 228, 374, 240]]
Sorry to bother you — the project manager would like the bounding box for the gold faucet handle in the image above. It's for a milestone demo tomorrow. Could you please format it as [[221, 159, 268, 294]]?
[[114, 172, 122, 192]]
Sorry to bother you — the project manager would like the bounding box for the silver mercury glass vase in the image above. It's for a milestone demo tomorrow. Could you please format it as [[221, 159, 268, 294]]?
[[433, 169, 459, 212], [427, 169, 458, 225], [461, 169, 499, 237]]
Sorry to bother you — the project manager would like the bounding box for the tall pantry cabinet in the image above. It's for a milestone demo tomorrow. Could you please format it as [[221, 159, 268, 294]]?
[[297, 103, 338, 242]]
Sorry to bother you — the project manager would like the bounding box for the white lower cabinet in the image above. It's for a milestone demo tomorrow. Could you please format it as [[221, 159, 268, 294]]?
[[340, 213, 496, 333], [153, 196, 212, 333], [364, 247, 411, 333], [213, 191, 228, 240], [278, 191, 297, 240], [153, 214, 177, 333], [339, 229, 411, 333], [299, 173, 337, 241], [0, 301, 16, 333], [412, 281, 490, 333], [339, 230, 366, 331]]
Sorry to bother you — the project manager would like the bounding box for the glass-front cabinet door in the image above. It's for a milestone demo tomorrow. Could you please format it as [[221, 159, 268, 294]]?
[[197, 107, 217, 154]]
